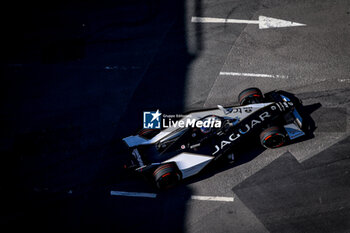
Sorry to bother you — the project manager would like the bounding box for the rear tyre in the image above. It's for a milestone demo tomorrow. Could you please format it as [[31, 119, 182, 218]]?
[[260, 126, 286, 149], [153, 163, 181, 189], [238, 87, 263, 105]]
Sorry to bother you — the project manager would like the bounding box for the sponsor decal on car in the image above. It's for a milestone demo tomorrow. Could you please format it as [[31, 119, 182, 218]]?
[[212, 111, 271, 155]]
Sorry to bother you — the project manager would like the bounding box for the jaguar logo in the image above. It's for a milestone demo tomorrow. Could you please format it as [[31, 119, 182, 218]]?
[[212, 111, 271, 155]]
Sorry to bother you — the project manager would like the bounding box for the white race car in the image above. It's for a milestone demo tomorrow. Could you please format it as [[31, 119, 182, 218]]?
[[123, 88, 306, 188]]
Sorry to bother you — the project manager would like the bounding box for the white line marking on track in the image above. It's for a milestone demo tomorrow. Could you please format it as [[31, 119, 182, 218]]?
[[338, 79, 350, 83], [220, 72, 289, 79], [110, 191, 234, 202], [110, 191, 157, 198], [191, 195, 234, 202]]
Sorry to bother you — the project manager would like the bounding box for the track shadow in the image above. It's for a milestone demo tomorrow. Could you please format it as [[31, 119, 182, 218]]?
[[1, 0, 202, 233], [76, 183, 192, 233], [233, 136, 350, 232]]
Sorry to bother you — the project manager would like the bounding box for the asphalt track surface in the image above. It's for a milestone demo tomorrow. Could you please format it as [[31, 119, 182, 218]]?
[[1, 0, 350, 232]]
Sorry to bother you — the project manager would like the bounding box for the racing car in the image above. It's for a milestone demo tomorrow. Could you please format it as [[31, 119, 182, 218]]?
[[122, 88, 306, 189]]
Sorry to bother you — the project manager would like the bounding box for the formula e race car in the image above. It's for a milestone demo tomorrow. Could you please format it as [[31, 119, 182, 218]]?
[[122, 88, 306, 189]]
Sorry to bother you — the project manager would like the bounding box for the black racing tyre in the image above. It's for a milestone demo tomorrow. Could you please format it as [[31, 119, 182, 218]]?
[[153, 163, 181, 189], [260, 126, 286, 149], [138, 128, 160, 139], [238, 87, 263, 106]]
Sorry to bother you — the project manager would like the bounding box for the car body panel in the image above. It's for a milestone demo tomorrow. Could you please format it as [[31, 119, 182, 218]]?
[[162, 153, 214, 178]]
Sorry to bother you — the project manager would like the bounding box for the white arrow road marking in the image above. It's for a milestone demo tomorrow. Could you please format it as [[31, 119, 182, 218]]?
[[110, 191, 234, 202], [191, 17, 259, 24], [259, 16, 306, 29], [220, 72, 289, 79], [191, 16, 306, 29]]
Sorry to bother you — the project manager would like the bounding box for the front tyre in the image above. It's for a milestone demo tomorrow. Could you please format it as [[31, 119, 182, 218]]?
[[260, 126, 286, 149], [153, 163, 181, 189], [238, 87, 263, 105]]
